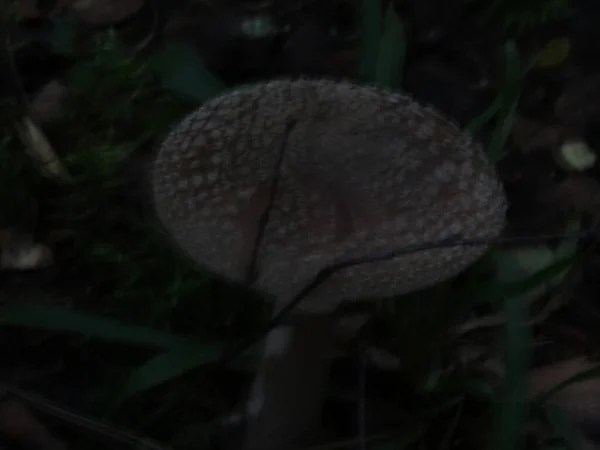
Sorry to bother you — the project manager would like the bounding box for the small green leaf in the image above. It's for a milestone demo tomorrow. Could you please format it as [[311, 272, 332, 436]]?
[[374, 5, 405, 89], [115, 342, 224, 400], [458, 251, 579, 308], [0, 302, 188, 349], [149, 43, 226, 102], [486, 41, 525, 162], [464, 94, 503, 136], [486, 91, 520, 163], [535, 38, 570, 68]]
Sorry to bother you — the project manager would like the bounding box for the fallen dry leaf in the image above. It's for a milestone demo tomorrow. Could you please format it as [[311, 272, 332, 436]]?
[[30, 80, 69, 124], [535, 37, 571, 68], [14, 116, 73, 183], [554, 175, 600, 215], [0, 228, 53, 270]]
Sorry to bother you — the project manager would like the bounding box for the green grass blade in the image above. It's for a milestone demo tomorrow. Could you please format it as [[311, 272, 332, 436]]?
[[503, 256, 576, 298], [491, 294, 531, 450], [358, 0, 383, 82], [149, 42, 227, 102], [465, 41, 521, 134], [486, 89, 520, 163], [114, 342, 225, 402], [459, 252, 578, 308], [466, 41, 522, 134], [0, 302, 189, 349], [485, 41, 525, 162], [464, 94, 504, 135], [109, 341, 259, 410], [374, 4, 406, 89]]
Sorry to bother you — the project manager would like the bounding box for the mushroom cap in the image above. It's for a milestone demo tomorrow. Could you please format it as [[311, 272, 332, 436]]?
[[153, 79, 507, 313]]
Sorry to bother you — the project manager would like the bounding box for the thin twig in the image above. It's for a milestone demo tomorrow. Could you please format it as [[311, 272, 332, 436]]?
[[244, 119, 297, 283], [218, 224, 597, 366]]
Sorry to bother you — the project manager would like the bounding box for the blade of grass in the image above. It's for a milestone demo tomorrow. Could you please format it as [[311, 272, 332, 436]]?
[[466, 217, 582, 307], [107, 341, 260, 411], [0, 301, 189, 349], [464, 41, 523, 134], [358, 0, 383, 82], [465, 41, 527, 163], [491, 293, 531, 450], [459, 252, 579, 308], [113, 344, 227, 405], [464, 93, 504, 136], [486, 90, 520, 163], [374, 4, 405, 89], [0, 301, 263, 411]]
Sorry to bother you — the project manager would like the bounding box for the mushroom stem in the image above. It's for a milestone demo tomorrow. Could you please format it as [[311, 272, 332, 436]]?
[[243, 311, 336, 450]]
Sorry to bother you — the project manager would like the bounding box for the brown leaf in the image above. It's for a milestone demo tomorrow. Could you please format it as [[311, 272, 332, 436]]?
[[529, 357, 600, 427]]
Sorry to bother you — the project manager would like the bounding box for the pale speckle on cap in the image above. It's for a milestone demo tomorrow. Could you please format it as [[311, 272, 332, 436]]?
[[152, 78, 507, 311]]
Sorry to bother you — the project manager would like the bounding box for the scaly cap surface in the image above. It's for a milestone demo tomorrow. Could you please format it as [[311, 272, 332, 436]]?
[[153, 79, 507, 312]]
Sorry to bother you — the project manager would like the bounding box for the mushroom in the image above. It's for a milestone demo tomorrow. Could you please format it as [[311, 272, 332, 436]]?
[[152, 78, 507, 450]]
